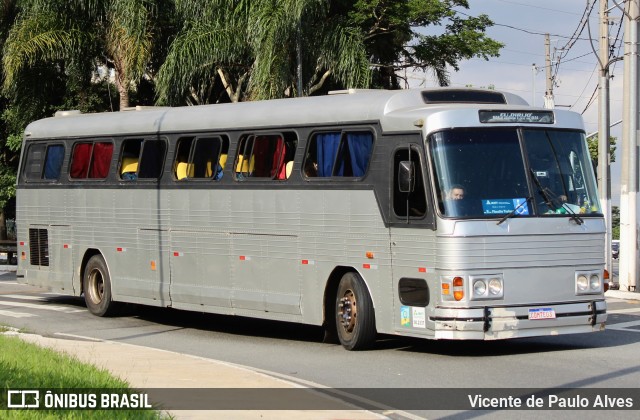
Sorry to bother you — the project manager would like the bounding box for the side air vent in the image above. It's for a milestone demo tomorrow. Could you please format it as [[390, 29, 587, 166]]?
[[28, 228, 49, 267], [421, 90, 507, 104]]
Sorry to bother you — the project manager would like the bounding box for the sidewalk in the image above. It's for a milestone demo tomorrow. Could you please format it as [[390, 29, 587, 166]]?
[[7, 331, 385, 419], [605, 288, 640, 301]]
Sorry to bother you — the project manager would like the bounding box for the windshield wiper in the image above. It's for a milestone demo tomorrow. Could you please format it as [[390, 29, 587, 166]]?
[[529, 169, 583, 225], [497, 196, 532, 225]]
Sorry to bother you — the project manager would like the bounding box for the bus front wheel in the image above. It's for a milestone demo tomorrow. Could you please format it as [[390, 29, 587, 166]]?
[[335, 272, 376, 350], [83, 255, 116, 316]]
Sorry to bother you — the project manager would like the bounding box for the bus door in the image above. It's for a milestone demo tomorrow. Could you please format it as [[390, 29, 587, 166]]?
[[389, 144, 436, 332]]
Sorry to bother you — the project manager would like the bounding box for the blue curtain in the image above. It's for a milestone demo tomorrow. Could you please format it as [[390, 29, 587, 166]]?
[[44, 145, 65, 179], [316, 133, 341, 176], [346, 133, 373, 177]]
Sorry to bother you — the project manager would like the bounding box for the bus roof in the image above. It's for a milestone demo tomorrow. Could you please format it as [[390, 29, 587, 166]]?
[[23, 88, 583, 139]]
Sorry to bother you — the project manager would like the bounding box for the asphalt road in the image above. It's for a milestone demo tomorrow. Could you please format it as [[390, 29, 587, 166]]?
[[1, 268, 639, 419]]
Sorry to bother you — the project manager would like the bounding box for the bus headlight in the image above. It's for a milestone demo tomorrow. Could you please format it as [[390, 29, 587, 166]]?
[[473, 280, 486, 296], [576, 271, 602, 295], [488, 278, 502, 296], [576, 274, 588, 292], [470, 274, 503, 300]]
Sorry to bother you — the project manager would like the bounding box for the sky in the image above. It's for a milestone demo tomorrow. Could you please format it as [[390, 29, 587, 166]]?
[[412, 0, 625, 205]]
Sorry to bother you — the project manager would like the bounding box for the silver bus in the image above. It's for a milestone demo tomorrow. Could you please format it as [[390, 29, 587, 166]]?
[[16, 88, 607, 350]]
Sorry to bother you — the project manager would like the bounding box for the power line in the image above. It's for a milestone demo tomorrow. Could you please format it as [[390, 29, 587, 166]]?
[[494, 0, 598, 17], [455, 10, 592, 40]]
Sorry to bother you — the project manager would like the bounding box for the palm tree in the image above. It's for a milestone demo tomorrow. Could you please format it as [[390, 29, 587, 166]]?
[[156, 0, 371, 105], [3, 0, 158, 110]]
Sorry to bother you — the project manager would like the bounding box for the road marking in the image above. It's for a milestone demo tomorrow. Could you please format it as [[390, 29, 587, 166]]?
[[607, 308, 640, 315], [0, 294, 49, 301], [0, 309, 37, 318], [0, 300, 85, 314], [606, 319, 640, 333]]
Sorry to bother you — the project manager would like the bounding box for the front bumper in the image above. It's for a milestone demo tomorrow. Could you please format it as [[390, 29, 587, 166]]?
[[431, 300, 607, 340]]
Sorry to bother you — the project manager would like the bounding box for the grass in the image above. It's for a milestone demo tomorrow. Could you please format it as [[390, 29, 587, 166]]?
[[0, 333, 168, 419]]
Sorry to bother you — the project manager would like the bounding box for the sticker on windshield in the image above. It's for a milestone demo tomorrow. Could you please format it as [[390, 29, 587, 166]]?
[[482, 198, 530, 215]]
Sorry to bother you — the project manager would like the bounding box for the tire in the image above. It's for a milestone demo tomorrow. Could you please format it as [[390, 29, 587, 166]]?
[[335, 272, 376, 350], [83, 254, 117, 316]]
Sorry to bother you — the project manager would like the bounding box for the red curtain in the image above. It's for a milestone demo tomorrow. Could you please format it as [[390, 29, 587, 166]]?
[[70, 143, 93, 178], [89, 142, 114, 178]]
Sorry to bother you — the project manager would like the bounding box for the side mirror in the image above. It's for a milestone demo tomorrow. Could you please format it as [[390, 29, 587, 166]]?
[[398, 161, 415, 193]]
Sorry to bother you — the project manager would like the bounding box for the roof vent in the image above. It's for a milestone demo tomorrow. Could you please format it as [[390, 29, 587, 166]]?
[[421, 90, 507, 104], [54, 110, 82, 117]]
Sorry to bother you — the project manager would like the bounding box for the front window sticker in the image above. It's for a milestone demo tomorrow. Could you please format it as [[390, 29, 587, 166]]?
[[482, 198, 530, 216]]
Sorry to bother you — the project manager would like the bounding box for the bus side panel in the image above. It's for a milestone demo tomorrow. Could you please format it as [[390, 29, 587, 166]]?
[[229, 189, 301, 315], [390, 228, 438, 336], [298, 190, 393, 332]]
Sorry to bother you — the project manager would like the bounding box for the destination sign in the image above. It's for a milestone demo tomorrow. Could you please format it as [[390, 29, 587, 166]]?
[[479, 110, 554, 124]]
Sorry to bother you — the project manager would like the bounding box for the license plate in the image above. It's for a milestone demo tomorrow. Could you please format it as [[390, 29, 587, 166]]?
[[528, 307, 556, 320]]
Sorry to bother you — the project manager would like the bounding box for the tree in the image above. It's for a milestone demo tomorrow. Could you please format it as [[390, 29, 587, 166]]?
[[2, 0, 161, 111], [587, 134, 617, 163], [346, 0, 503, 88], [612, 206, 620, 240], [156, 0, 503, 104], [156, 0, 371, 104]]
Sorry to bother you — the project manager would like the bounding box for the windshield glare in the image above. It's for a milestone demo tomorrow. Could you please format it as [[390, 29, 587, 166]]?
[[430, 128, 601, 219]]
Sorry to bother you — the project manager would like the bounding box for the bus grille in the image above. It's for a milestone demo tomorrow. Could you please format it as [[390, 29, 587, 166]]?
[[28, 228, 49, 267]]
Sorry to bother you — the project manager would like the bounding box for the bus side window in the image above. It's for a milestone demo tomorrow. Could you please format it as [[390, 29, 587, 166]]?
[[393, 147, 426, 218], [43, 145, 65, 180], [70, 141, 113, 179], [70, 142, 93, 179], [138, 140, 166, 179], [88, 142, 113, 178], [234, 133, 295, 180], [120, 139, 142, 180], [174, 136, 228, 180], [305, 130, 373, 178], [24, 143, 46, 180]]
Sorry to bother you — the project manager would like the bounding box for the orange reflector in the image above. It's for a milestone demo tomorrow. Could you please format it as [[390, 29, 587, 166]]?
[[604, 269, 610, 280], [150, 261, 156, 271], [441, 283, 450, 295], [21, 252, 26, 260], [366, 251, 374, 259], [453, 277, 464, 301]]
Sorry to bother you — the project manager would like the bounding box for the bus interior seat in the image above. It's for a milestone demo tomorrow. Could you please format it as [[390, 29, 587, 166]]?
[[285, 161, 293, 179], [176, 162, 194, 180], [121, 157, 139, 175]]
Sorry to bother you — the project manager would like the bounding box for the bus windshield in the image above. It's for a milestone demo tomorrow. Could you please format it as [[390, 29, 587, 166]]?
[[430, 128, 601, 219]]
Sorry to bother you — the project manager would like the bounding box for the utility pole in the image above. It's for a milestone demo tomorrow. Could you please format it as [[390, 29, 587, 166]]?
[[544, 34, 555, 109], [597, 0, 612, 280], [620, 0, 639, 292]]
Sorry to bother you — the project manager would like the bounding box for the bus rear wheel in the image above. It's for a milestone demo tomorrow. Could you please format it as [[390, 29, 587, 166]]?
[[335, 272, 376, 350], [83, 255, 116, 316]]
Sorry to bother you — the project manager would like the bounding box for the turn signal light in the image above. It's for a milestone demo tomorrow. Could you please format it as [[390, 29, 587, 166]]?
[[453, 276, 464, 301]]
